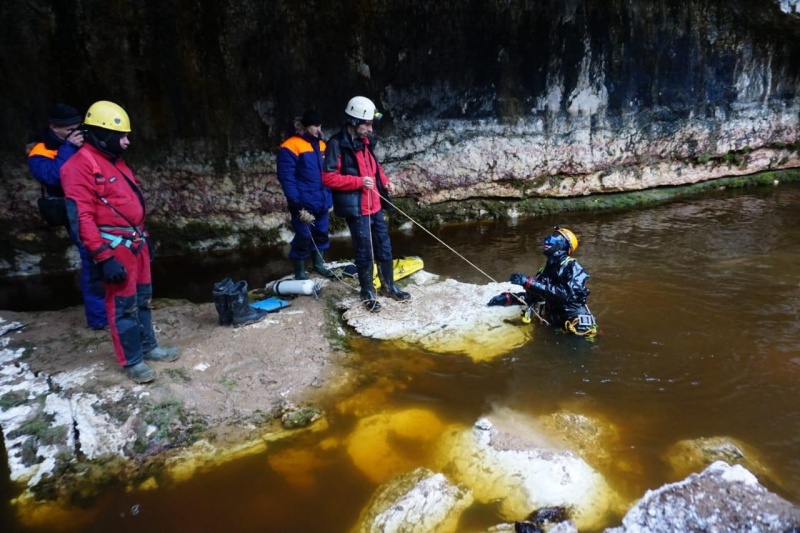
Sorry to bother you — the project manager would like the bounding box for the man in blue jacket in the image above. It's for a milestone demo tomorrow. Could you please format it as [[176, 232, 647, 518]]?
[[28, 104, 107, 329], [277, 110, 334, 279]]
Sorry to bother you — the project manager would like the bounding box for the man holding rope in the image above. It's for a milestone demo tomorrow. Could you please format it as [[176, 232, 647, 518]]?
[[322, 96, 410, 313]]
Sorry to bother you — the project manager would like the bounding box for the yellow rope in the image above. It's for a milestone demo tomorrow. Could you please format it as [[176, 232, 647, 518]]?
[[564, 317, 598, 338]]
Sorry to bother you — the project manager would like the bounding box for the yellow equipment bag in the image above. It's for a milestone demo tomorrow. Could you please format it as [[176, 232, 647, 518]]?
[[372, 256, 424, 289]]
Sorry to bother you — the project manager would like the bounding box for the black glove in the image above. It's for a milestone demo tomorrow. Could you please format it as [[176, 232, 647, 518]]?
[[100, 258, 127, 284], [287, 202, 302, 216], [527, 279, 546, 295], [488, 292, 512, 306], [146, 237, 155, 262], [509, 273, 531, 287]]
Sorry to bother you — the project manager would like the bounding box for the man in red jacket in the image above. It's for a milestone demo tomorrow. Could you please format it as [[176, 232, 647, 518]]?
[[322, 96, 411, 313], [61, 100, 179, 383]]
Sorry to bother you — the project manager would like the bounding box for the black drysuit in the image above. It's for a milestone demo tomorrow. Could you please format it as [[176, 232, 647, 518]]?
[[491, 250, 596, 335]]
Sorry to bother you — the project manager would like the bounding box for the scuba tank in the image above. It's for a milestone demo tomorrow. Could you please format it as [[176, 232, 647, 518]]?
[[266, 279, 321, 298]]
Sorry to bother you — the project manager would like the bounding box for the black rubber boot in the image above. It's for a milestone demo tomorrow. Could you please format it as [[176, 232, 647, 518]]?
[[226, 280, 269, 327], [212, 278, 234, 326], [378, 260, 411, 301], [293, 259, 309, 280], [357, 267, 381, 313], [311, 251, 334, 278]]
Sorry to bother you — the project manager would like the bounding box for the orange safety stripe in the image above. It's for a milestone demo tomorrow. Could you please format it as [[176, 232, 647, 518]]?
[[280, 136, 326, 156], [28, 142, 57, 159]]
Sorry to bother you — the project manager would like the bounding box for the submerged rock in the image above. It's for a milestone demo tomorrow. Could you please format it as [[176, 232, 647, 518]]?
[[607, 461, 800, 532], [662, 436, 777, 486], [354, 467, 473, 533], [346, 408, 445, 484], [536, 408, 643, 480], [434, 416, 620, 531]]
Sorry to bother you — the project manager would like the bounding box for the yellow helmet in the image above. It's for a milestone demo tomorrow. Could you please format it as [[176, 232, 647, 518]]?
[[554, 226, 579, 254], [84, 100, 131, 132]]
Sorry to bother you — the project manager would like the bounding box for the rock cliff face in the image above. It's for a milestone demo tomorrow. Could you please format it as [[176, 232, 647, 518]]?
[[1, 1, 799, 275]]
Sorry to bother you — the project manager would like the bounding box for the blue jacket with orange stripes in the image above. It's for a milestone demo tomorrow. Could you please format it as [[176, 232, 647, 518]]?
[[27, 128, 80, 197], [277, 132, 332, 214]]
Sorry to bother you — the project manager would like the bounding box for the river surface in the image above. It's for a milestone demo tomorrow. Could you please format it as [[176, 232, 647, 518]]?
[[1, 183, 800, 532]]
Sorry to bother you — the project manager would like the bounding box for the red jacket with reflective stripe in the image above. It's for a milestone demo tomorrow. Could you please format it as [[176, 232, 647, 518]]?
[[322, 132, 388, 217], [61, 144, 146, 262]]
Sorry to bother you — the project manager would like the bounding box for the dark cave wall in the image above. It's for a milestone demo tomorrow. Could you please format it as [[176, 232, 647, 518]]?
[[1, 1, 800, 276], [2, 1, 799, 157]]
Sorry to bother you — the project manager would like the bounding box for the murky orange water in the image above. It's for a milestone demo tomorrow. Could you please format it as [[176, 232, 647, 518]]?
[[2, 183, 800, 532]]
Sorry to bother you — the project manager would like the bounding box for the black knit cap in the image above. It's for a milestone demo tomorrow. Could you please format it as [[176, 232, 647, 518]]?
[[301, 109, 322, 127], [48, 104, 82, 126]]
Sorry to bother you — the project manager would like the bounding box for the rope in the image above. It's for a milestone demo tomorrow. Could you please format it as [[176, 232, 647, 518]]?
[[377, 191, 534, 311], [305, 218, 360, 294], [377, 191, 498, 284], [366, 184, 376, 268], [375, 191, 582, 330], [563, 304, 598, 338], [564, 318, 598, 339]]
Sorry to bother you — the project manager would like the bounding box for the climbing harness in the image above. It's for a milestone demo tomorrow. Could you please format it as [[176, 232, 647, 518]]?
[[98, 224, 146, 249]]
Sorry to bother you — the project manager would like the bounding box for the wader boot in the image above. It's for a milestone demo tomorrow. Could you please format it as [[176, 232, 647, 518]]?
[[213, 278, 234, 326], [293, 259, 309, 280], [378, 260, 411, 301], [226, 280, 269, 327], [311, 251, 334, 278], [358, 267, 381, 313]]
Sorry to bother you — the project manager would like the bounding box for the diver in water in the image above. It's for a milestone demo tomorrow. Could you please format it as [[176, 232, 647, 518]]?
[[487, 226, 597, 338]]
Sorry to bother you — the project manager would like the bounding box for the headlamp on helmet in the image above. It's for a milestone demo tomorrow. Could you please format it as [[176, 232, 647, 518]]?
[[345, 96, 382, 125]]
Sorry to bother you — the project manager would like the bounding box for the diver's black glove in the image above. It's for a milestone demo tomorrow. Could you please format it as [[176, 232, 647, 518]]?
[[488, 292, 527, 306], [100, 258, 127, 284], [509, 273, 531, 287], [488, 293, 512, 306], [527, 279, 547, 295], [486, 291, 528, 306]]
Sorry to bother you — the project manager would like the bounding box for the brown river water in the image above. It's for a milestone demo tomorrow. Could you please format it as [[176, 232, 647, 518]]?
[[1, 182, 799, 532]]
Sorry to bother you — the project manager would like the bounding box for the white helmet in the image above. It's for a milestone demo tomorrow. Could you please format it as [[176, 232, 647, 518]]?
[[345, 96, 378, 121]]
